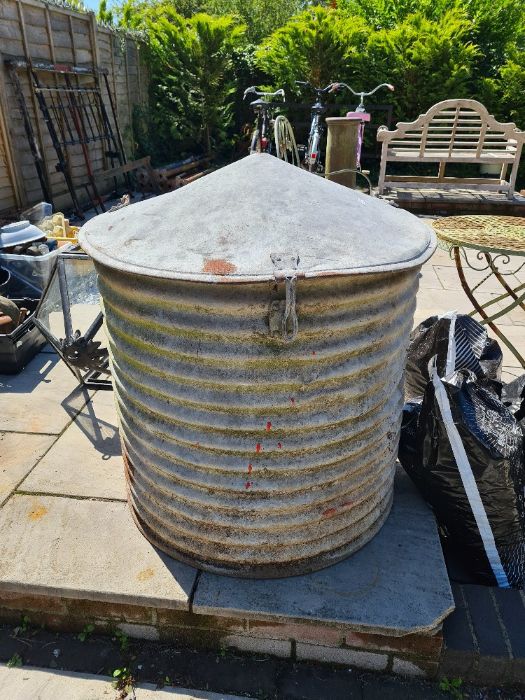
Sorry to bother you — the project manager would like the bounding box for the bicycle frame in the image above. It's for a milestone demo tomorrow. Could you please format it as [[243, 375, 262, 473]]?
[[244, 87, 285, 155], [296, 81, 334, 172]]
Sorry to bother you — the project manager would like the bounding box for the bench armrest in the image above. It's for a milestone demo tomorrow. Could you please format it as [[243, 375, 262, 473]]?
[[376, 125, 392, 142]]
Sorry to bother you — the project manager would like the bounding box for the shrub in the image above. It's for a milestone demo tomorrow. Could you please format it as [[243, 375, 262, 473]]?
[[353, 10, 480, 120], [124, 5, 246, 160], [255, 6, 369, 94]]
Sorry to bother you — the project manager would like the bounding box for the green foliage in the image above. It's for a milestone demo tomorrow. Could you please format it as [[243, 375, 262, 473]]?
[[114, 628, 129, 651], [481, 49, 525, 127], [439, 676, 465, 700], [13, 615, 30, 638], [7, 653, 23, 668], [361, 10, 480, 120], [77, 623, 95, 642], [204, 0, 307, 43], [112, 667, 135, 695], [97, 0, 114, 24], [256, 6, 368, 93], [109, 0, 525, 165], [126, 4, 246, 160]]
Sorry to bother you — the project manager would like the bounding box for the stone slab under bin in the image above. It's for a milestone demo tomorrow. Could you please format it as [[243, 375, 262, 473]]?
[[192, 469, 454, 675], [0, 467, 453, 678]]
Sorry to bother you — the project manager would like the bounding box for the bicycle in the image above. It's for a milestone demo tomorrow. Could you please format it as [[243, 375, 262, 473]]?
[[295, 81, 339, 173], [330, 82, 394, 171], [243, 86, 299, 166]]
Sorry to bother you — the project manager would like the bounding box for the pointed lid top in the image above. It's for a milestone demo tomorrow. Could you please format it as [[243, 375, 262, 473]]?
[[79, 154, 435, 282]]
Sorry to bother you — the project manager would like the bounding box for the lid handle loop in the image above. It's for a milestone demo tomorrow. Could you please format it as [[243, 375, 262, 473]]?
[[270, 252, 300, 343], [283, 273, 298, 342]]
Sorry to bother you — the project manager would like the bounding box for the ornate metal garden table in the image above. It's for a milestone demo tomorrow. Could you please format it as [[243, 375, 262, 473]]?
[[432, 215, 525, 369]]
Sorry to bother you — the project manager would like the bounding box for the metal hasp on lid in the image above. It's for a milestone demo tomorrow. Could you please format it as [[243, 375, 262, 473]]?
[[80, 154, 436, 578]]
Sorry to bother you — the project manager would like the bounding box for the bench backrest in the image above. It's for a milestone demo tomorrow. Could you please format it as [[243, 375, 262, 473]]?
[[378, 99, 525, 157]]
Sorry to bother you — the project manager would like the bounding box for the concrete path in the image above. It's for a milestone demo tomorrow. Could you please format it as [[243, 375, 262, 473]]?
[[0, 664, 242, 699]]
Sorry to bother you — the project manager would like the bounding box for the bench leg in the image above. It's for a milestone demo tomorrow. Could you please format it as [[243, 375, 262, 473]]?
[[437, 161, 445, 182], [508, 149, 522, 200], [377, 143, 388, 195]]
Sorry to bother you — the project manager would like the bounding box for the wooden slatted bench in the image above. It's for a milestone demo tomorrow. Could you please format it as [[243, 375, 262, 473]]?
[[377, 99, 525, 199]]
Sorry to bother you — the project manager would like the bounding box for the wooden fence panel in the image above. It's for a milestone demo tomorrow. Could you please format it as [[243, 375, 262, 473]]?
[[0, 0, 149, 217]]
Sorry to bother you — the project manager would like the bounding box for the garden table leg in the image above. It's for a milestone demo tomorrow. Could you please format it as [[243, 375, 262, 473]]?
[[453, 246, 525, 369]]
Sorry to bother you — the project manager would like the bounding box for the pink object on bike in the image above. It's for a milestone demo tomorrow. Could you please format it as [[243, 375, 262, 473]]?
[[346, 111, 371, 121]]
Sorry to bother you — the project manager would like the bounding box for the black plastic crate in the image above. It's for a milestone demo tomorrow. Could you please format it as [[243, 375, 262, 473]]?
[[0, 298, 47, 374]]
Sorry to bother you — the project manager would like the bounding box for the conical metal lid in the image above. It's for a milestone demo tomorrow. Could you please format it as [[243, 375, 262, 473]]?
[[79, 154, 436, 282]]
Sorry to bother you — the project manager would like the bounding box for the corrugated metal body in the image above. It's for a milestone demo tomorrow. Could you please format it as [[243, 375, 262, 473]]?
[[97, 264, 419, 578]]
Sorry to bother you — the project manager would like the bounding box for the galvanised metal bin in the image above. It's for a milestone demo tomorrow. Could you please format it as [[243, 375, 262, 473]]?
[[79, 154, 436, 578]]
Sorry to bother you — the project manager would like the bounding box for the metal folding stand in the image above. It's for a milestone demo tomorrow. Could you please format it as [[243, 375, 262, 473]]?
[[32, 249, 112, 390], [5, 57, 127, 217]]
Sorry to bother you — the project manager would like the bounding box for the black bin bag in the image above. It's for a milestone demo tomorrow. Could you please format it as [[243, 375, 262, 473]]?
[[399, 312, 525, 588], [405, 312, 503, 401]]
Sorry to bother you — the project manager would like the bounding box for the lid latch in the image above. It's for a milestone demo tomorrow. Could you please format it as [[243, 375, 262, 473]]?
[[270, 253, 300, 342]]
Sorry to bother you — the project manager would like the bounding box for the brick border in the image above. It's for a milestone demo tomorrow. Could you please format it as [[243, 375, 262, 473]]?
[[0, 590, 443, 679]]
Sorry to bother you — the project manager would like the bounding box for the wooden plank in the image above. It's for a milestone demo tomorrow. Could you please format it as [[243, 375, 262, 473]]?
[[100, 155, 151, 179], [384, 175, 504, 185]]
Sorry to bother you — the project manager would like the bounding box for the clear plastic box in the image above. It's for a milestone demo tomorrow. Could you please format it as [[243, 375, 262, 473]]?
[[0, 244, 74, 295]]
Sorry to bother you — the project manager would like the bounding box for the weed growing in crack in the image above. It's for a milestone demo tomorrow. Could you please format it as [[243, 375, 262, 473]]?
[[7, 653, 22, 668]]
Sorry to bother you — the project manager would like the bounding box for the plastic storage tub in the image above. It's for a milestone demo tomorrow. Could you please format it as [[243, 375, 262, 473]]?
[[0, 298, 46, 374], [0, 244, 73, 295]]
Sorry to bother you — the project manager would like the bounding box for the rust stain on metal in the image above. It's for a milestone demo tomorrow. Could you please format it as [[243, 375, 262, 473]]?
[[28, 503, 48, 521], [202, 258, 237, 275], [322, 508, 338, 518]]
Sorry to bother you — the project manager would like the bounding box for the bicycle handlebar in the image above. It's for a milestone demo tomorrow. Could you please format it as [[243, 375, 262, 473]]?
[[244, 86, 286, 101], [295, 81, 335, 95], [331, 82, 394, 111]]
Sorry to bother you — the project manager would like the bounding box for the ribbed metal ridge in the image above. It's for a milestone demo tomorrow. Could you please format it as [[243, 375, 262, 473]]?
[[97, 264, 419, 578]]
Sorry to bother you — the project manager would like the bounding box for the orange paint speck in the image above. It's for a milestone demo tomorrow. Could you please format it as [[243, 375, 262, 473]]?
[[256, 443, 262, 453], [248, 463, 253, 474], [266, 421, 272, 432], [202, 258, 237, 275], [137, 567, 155, 581], [28, 504, 48, 521], [245, 481, 252, 489], [322, 507, 338, 518], [277, 442, 282, 449]]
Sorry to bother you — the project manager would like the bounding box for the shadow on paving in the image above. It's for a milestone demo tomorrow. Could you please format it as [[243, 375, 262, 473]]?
[[0, 624, 522, 700]]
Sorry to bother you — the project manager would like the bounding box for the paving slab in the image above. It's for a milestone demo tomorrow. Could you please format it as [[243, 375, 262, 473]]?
[[193, 470, 454, 636], [0, 432, 56, 506], [0, 353, 91, 434], [0, 495, 197, 610], [0, 665, 243, 700], [433, 264, 521, 294], [19, 391, 125, 501]]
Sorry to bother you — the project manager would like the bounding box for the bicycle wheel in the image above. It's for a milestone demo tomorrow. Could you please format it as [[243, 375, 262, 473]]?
[[274, 115, 300, 167]]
